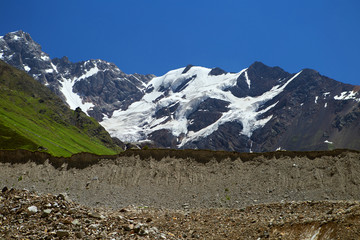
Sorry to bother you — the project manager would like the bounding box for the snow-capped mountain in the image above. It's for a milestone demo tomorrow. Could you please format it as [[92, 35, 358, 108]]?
[[0, 30, 154, 121], [102, 63, 360, 152], [1, 30, 360, 152]]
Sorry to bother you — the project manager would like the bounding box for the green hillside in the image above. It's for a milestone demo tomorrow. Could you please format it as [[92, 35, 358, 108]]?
[[0, 60, 120, 157]]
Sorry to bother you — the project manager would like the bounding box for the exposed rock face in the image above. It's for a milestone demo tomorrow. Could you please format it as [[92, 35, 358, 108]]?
[[1, 30, 360, 151]]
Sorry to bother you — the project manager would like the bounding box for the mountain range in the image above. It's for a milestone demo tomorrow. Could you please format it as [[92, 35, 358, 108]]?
[[1, 30, 359, 152]]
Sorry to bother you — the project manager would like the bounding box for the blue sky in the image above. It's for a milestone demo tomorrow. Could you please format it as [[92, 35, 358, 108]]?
[[1, 0, 360, 85]]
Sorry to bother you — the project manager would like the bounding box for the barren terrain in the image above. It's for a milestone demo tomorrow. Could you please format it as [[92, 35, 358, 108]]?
[[1, 149, 360, 239]]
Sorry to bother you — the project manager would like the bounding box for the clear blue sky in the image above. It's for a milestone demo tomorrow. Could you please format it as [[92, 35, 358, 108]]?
[[1, 0, 360, 85]]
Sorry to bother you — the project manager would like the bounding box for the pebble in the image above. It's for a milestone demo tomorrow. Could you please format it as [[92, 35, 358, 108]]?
[[75, 231, 84, 238], [71, 219, 80, 225], [88, 211, 105, 219], [89, 223, 100, 229], [27, 206, 38, 214], [43, 209, 52, 215]]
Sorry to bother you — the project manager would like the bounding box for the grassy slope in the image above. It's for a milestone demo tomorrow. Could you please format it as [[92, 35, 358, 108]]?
[[0, 60, 119, 157]]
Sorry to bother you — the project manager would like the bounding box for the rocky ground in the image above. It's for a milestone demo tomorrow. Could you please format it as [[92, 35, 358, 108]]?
[[1, 150, 360, 239], [1, 188, 360, 239]]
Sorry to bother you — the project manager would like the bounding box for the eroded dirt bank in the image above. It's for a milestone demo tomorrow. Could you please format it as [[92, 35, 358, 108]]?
[[0, 150, 359, 209]]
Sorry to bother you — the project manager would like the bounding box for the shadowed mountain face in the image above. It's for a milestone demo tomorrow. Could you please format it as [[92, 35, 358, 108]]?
[[1, 31, 360, 152]]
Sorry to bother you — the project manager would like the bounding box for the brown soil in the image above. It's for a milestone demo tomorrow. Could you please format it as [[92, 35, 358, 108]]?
[[1, 149, 360, 239]]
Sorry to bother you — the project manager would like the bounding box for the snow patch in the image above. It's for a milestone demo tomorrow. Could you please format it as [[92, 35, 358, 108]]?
[[323, 92, 330, 99], [60, 77, 94, 114], [244, 70, 250, 89], [77, 65, 100, 81], [0, 52, 3, 59], [324, 140, 333, 144], [41, 55, 50, 61], [50, 62, 58, 73], [315, 96, 318, 104], [23, 65, 31, 72], [324, 103, 327, 108], [334, 91, 360, 102], [13, 35, 20, 40]]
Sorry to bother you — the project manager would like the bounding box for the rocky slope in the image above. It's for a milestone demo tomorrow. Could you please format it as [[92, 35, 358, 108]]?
[[1, 30, 360, 152]]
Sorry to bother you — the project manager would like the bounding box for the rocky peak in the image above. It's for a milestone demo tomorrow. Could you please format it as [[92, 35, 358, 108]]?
[[208, 67, 227, 76]]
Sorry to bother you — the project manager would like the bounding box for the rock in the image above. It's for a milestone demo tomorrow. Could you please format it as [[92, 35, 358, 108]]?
[[119, 208, 128, 212], [68, 208, 76, 214], [138, 228, 148, 236], [88, 212, 105, 219], [134, 223, 143, 233], [124, 224, 134, 231], [75, 231, 84, 238], [56, 230, 70, 237], [57, 193, 71, 202], [89, 223, 100, 229], [27, 206, 38, 214], [42, 209, 52, 216], [71, 219, 80, 226], [2, 186, 8, 193]]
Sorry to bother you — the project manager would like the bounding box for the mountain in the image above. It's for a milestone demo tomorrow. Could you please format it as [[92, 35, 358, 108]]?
[[0, 30, 154, 121], [1, 30, 360, 152], [102, 63, 360, 152], [0, 60, 120, 156]]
